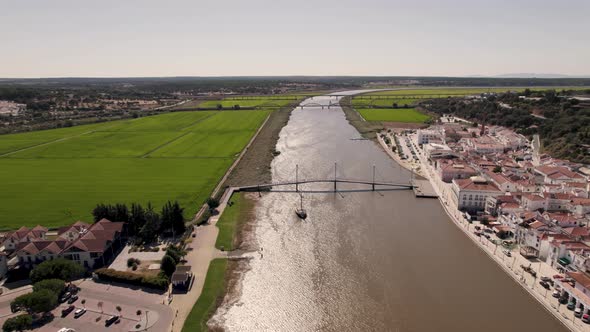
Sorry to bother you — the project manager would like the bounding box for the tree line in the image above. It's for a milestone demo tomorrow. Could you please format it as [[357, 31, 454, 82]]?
[[92, 201, 186, 243]]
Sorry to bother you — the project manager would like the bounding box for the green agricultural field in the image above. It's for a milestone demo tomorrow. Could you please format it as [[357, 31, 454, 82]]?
[[352, 97, 416, 108], [365, 86, 590, 97], [199, 98, 296, 109], [357, 108, 430, 123], [0, 110, 269, 229]]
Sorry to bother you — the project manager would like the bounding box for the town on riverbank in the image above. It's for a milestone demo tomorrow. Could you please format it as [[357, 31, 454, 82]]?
[[379, 114, 590, 331]]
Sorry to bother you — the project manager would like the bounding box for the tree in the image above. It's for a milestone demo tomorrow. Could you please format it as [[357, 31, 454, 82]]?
[[11, 289, 57, 314], [161, 201, 185, 235], [116, 306, 122, 315], [32, 279, 65, 295], [206, 197, 220, 211], [216, 104, 223, 110], [165, 245, 185, 265], [492, 166, 502, 173], [30, 258, 85, 283], [2, 314, 32, 332], [129, 203, 146, 236], [160, 255, 177, 277], [138, 203, 160, 243]]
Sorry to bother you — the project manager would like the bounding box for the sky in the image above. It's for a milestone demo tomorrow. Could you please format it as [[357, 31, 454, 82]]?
[[1, 0, 589, 78]]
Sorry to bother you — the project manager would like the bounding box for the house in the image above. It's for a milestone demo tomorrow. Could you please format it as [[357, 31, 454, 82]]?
[[484, 170, 518, 192], [545, 192, 574, 212], [541, 212, 585, 228], [547, 240, 590, 269], [535, 166, 586, 185], [16, 240, 69, 269], [451, 176, 502, 211], [520, 194, 546, 211], [8, 219, 124, 270], [2, 226, 48, 252], [568, 198, 590, 217], [61, 219, 124, 269], [438, 160, 478, 183]]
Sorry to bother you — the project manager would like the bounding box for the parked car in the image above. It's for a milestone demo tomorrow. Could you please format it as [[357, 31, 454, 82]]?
[[568, 302, 576, 310], [67, 295, 79, 304], [553, 274, 564, 279], [105, 315, 120, 327], [582, 314, 590, 324], [484, 228, 493, 234], [539, 281, 550, 289], [60, 292, 72, 303], [74, 308, 86, 318], [475, 226, 481, 231], [575, 307, 583, 318], [61, 305, 75, 317], [503, 250, 511, 257], [552, 290, 561, 298], [58, 328, 76, 332], [540, 276, 551, 283]]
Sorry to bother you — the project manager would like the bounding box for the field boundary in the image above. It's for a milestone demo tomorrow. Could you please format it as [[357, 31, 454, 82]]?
[[0, 129, 101, 157], [190, 112, 272, 223], [139, 130, 194, 158]]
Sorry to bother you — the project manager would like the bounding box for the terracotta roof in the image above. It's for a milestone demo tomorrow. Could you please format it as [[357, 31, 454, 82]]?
[[454, 178, 501, 192], [571, 198, 590, 206], [522, 194, 545, 202], [567, 272, 590, 290], [16, 240, 68, 255], [564, 227, 590, 237]]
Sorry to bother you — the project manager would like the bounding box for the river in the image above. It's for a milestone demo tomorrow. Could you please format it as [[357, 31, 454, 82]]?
[[212, 92, 567, 331]]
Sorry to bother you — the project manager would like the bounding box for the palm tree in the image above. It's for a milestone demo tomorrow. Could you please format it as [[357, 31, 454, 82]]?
[[116, 305, 122, 316], [81, 299, 86, 308]]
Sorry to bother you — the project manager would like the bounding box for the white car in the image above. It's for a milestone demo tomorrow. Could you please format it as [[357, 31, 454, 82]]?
[[74, 308, 86, 318], [58, 329, 76, 332]]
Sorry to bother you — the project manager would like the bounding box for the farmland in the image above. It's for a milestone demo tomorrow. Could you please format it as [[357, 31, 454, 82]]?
[[348, 87, 569, 124], [0, 110, 269, 229], [357, 108, 430, 123], [198, 97, 301, 109]]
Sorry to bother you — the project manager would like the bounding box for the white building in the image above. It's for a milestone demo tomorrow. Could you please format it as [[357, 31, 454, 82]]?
[[451, 176, 502, 211], [417, 129, 441, 145]]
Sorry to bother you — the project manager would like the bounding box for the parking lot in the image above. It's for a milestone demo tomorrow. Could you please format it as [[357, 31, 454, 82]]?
[[0, 280, 173, 332]]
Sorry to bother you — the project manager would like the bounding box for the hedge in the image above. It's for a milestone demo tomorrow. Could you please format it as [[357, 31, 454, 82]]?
[[94, 268, 169, 290]]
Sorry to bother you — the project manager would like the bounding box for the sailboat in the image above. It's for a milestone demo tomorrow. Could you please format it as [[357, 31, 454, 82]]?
[[295, 193, 307, 219]]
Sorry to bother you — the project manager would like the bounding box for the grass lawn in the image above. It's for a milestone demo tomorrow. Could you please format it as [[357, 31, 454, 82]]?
[[0, 111, 269, 229], [358, 108, 430, 123], [181, 258, 228, 332], [215, 193, 253, 251]]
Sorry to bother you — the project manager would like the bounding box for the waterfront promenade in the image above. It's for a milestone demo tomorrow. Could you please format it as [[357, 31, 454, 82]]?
[[384, 130, 586, 332]]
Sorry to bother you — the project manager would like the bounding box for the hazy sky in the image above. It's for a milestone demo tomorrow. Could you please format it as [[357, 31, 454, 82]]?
[[1, 0, 589, 77]]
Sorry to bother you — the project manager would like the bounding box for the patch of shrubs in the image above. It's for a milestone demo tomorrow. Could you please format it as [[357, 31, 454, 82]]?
[[94, 268, 169, 290], [127, 258, 141, 270]]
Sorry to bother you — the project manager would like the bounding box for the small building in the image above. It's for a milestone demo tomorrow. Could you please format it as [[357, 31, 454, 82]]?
[[171, 265, 193, 289]]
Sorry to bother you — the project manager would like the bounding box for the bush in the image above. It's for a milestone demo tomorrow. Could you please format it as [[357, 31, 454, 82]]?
[[127, 258, 141, 267], [94, 268, 169, 290], [30, 258, 85, 283], [2, 314, 32, 332], [32, 279, 65, 295], [206, 197, 220, 210]]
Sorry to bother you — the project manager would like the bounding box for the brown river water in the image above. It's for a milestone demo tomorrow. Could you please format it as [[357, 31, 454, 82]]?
[[212, 92, 567, 332]]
